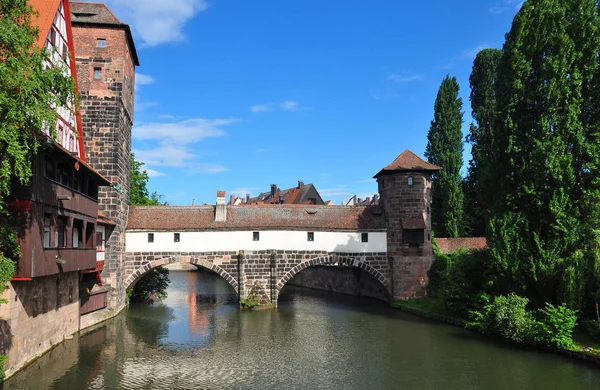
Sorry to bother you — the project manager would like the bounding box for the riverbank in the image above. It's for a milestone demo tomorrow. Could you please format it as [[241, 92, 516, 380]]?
[[393, 298, 600, 367]]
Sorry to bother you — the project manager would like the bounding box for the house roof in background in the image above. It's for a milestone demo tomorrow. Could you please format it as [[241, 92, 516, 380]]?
[[127, 204, 386, 231]]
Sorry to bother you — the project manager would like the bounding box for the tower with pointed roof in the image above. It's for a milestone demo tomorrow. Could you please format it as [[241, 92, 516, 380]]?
[[374, 149, 441, 299], [70, 1, 139, 310]]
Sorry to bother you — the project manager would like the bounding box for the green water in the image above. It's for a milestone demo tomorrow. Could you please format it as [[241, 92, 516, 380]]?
[[4, 270, 600, 389]]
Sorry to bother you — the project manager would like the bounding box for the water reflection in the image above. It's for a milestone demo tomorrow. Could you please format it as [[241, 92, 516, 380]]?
[[4, 269, 600, 390]]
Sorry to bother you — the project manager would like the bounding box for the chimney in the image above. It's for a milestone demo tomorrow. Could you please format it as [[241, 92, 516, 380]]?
[[298, 180, 304, 188], [353, 195, 357, 205], [270, 184, 277, 197], [215, 191, 227, 222], [279, 194, 283, 204], [357, 198, 362, 204], [373, 194, 379, 204], [229, 194, 235, 205], [246, 193, 250, 203], [365, 197, 370, 204]]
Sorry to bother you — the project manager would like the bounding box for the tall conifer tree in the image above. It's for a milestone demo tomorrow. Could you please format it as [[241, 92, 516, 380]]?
[[426, 75, 465, 238], [465, 49, 502, 236], [490, 0, 600, 309]]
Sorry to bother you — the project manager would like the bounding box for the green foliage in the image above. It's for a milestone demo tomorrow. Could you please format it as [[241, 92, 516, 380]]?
[[0, 0, 77, 300], [488, 0, 600, 311], [239, 297, 260, 309], [464, 48, 502, 237], [0, 354, 6, 381], [534, 303, 578, 349], [481, 294, 534, 344], [426, 75, 465, 238], [130, 266, 170, 303], [130, 153, 164, 206], [426, 246, 452, 299]]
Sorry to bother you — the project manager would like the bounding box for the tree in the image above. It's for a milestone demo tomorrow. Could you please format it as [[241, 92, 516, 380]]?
[[426, 75, 465, 238], [0, 1, 76, 297], [489, 0, 600, 310], [130, 153, 164, 206], [465, 49, 502, 237]]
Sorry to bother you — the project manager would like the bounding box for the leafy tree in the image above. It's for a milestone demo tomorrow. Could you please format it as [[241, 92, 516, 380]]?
[[490, 0, 600, 310], [129, 266, 170, 303], [426, 75, 465, 237], [130, 153, 164, 206], [465, 49, 502, 237]]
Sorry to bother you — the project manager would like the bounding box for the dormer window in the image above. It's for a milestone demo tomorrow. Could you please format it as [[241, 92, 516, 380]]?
[[407, 176, 414, 186]]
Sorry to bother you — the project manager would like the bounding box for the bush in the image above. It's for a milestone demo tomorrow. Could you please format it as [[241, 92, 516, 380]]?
[[534, 303, 577, 349], [0, 354, 6, 382], [482, 294, 534, 343], [427, 249, 452, 298], [130, 266, 170, 303]]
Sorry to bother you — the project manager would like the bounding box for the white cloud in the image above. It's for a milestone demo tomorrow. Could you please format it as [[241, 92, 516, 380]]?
[[95, 0, 209, 47], [489, 0, 523, 14], [386, 74, 424, 83], [133, 118, 235, 145], [136, 101, 160, 111], [135, 73, 156, 88], [461, 43, 492, 59], [145, 168, 165, 177], [280, 100, 300, 111], [354, 179, 376, 184], [132, 117, 236, 175], [250, 104, 273, 113], [319, 187, 353, 197], [229, 187, 260, 198]]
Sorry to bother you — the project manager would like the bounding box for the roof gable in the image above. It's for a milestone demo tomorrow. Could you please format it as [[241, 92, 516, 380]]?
[[30, 0, 62, 48], [374, 149, 441, 178]]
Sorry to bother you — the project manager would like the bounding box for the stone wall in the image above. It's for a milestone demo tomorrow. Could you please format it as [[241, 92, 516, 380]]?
[[288, 265, 390, 301], [378, 172, 434, 299], [0, 272, 80, 378], [73, 23, 135, 311], [124, 250, 390, 306]]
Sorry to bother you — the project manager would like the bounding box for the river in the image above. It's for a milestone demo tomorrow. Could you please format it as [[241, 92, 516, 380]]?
[[4, 269, 600, 389]]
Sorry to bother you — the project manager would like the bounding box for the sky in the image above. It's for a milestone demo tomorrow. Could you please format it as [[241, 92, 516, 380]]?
[[85, 0, 523, 206]]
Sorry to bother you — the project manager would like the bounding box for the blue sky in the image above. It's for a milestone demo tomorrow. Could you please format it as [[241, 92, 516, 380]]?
[[89, 0, 522, 205]]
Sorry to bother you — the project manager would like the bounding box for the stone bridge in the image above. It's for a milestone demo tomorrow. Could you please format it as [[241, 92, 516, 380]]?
[[125, 250, 390, 305]]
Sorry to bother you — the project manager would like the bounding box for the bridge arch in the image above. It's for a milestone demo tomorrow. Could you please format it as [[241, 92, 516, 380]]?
[[124, 255, 239, 295], [275, 254, 391, 300]]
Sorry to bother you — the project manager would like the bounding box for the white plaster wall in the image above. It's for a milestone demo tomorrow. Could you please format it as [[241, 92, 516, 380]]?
[[126, 230, 387, 253]]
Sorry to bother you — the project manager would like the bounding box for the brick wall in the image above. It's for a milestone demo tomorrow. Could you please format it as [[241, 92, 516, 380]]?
[[378, 172, 434, 299], [72, 24, 136, 310]]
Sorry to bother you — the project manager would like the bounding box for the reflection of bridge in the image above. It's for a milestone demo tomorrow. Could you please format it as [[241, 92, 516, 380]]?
[[119, 150, 440, 307]]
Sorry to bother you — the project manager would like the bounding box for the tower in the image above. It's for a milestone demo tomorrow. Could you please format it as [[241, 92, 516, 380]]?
[[70, 2, 139, 310], [374, 149, 441, 299]]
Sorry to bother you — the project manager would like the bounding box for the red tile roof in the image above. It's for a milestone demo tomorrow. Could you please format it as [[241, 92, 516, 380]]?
[[374, 149, 441, 178], [248, 183, 323, 205], [436, 237, 488, 254], [30, 0, 61, 48], [97, 210, 116, 226], [127, 204, 386, 231], [70, 1, 121, 24]]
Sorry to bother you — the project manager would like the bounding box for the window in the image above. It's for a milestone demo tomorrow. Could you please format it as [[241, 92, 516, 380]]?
[[44, 156, 56, 180], [97, 39, 106, 48], [43, 215, 52, 248], [49, 28, 56, 46], [72, 219, 83, 248], [55, 217, 68, 248], [57, 126, 64, 144], [253, 232, 260, 241], [308, 198, 317, 205], [361, 232, 369, 243], [148, 233, 154, 243], [96, 232, 104, 251], [174, 233, 180, 242], [57, 162, 70, 186], [407, 176, 414, 186], [403, 229, 425, 245], [94, 67, 102, 80], [62, 43, 68, 59], [307, 232, 314, 241], [69, 134, 75, 152]]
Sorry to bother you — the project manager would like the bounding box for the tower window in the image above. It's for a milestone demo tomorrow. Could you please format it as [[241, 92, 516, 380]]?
[[361, 233, 369, 243], [94, 67, 102, 80], [253, 232, 260, 241], [148, 233, 154, 243], [408, 176, 414, 186], [97, 39, 106, 48], [307, 232, 314, 241], [174, 233, 180, 242]]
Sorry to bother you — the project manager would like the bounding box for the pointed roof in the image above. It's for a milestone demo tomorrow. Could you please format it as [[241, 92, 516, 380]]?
[[373, 149, 441, 178], [29, 0, 61, 48]]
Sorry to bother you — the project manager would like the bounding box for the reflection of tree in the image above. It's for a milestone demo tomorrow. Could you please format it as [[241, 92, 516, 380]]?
[[125, 304, 176, 346]]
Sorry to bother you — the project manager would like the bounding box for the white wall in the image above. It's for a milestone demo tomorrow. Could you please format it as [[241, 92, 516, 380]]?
[[126, 230, 387, 253]]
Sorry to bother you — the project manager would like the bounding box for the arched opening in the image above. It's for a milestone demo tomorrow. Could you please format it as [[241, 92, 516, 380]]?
[[276, 256, 391, 303]]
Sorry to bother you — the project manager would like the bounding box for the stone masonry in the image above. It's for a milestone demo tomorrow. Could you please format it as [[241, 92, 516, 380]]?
[[125, 251, 390, 305], [72, 14, 138, 311]]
